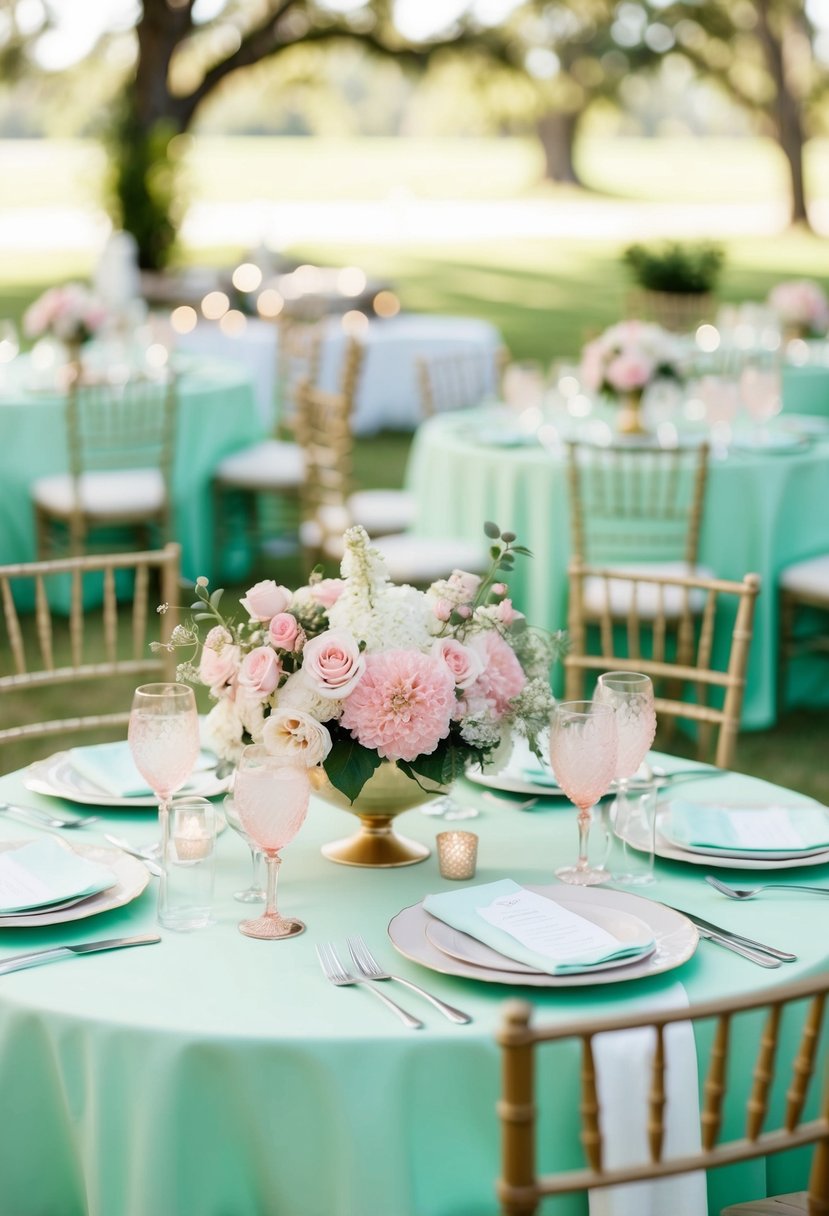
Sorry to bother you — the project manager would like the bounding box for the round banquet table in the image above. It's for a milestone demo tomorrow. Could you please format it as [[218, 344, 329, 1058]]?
[[0, 755, 825, 1216], [0, 355, 262, 586], [406, 406, 829, 729]]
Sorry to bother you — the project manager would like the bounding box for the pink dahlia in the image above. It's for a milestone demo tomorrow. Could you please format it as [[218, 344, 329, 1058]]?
[[468, 631, 526, 715], [340, 649, 455, 762]]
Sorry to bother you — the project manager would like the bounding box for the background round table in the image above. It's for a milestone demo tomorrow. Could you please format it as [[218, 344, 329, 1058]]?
[[406, 407, 829, 729], [0, 755, 824, 1216], [0, 355, 262, 585]]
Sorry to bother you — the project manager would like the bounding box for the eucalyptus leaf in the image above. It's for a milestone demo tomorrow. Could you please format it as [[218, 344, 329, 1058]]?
[[484, 520, 501, 539]]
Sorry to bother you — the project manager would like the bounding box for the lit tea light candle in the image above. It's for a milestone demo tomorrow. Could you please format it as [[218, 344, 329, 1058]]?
[[436, 831, 478, 881], [174, 813, 213, 861]]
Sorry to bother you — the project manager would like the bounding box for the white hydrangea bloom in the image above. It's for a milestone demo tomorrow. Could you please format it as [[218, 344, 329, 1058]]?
[[328, 583, 435, 654], [338, 525, 389, 594], [276, 670, 343, 723], [202, 698, 245, 763], [459, 710, 503, 749]]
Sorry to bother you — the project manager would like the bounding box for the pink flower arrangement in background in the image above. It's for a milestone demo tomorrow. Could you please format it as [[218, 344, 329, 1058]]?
[[23, 283, 108, 346], [166, 525, 561, 802], [579, 320, 684, 399], [768, 279, 829, 337]]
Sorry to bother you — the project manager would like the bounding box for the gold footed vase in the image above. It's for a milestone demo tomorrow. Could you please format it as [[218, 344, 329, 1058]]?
[[316, 761, 447, 867], [616, 389, 648, 436]]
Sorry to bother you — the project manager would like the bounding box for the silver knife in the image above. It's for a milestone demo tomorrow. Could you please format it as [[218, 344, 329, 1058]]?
[[662, 905, 797, 963], [692, 925, 782, 968], [0, 934, 161, 977]]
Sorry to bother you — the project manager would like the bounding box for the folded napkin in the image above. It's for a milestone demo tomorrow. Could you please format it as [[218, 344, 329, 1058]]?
[[68, 741, 216, 799], [667, 799, 829, 853], [423, 879, 654, 976], [0, 839, 117, 914]]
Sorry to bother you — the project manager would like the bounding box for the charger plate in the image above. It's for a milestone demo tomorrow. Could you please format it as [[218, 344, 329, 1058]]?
[[24, 750, 231, 808], [623, 806, 829, 871], [0, 840, 149, 927], [388, 884, 697, 988]]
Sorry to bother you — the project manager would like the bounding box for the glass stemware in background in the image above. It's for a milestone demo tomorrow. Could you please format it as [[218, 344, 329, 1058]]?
[[594, 672, 657, 884], [128, 683, 200, 865], [502, 359, 546, 412], [739, 361, 782, 440], [0, 320, 19, 391], [549, 701, 617, 886], [223, 794, 266, 903], [697, 374, 741, 455], [232, 744, 311, 940]]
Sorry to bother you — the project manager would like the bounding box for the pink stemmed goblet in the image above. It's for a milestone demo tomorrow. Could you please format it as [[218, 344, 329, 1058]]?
[[549, 701, 618, 886], [128, 682, 200, 862], [232, 744, 311, 940], [595, 672, 657, 883]]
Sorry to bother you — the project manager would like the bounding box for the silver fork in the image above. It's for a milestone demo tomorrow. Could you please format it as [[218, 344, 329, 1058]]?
[[316, 942, 423, 1029], [0, 801, 99, 829], [347, 935, 472, 1024], [706, 875, 829, 900]]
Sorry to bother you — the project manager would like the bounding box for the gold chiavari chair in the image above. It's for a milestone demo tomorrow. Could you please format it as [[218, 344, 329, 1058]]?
[[417, 344, 509, 418], [32, 370, 178, 559], [565, 559, 761, 768], [497, 975, 829, 1216], [0, 545, 179, 766], [297, 350, 485, 584]]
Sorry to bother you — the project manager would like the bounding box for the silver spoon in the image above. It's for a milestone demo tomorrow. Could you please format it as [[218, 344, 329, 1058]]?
[[706, 875, 829, 900], [103, 834, 164, 878], [0, 802, 99, 829]]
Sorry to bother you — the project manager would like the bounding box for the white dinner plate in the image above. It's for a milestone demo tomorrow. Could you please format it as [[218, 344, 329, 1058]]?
[[388, 884, 698, 988], [623, 807, 829, 871], [0, 840, 149, 927], [659, 801, 829, 861], [465, 735, 566, 798], [782, 414, 829, 436], [729, 429, 810, 454], [24, 750, 232, 808], [424, 900, 656, 976]]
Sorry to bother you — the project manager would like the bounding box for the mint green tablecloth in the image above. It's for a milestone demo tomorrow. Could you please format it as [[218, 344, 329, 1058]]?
[[783, 364, 829, 417], [0, 357, 262, 584], [406, 408, 829, 729], [0, 756, 825, 1216]]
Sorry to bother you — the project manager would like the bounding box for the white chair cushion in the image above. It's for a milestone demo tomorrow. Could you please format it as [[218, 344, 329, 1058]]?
[[32, 470, 165, 518], [371, 535, 488, 584], [779, 554, 829, 598], [215, 440, 303, 489], [582, 561, 715, 618], [347, 489, 416, 535]]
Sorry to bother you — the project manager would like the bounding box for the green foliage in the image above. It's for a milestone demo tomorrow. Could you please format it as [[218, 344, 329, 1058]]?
[[323, 730, 383, 802], [622, 241, 725, 295], [106, 105, 180, 271]]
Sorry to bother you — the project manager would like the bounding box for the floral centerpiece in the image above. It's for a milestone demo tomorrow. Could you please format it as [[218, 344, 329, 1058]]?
[[767, 279, 829, 341], [579, 319, 684, 434], [162, 524, 562, 865], [23, 282, 108, 349]]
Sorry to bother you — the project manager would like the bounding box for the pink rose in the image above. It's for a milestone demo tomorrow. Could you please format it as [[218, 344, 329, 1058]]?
[[491, 583, 507, 597], [310, 578, 346, 607], [240, 580, 291, 621], [238, 646, 281, 695], [199, 627, 240, 694], [433, 598, 452, 622], [468, 631, 526, 715], [268, 612, 301, 651], [432, 637, 484, 690], [495, 598, 523, 626], [606, 351, 654, 393], [302, 629, 365, 699]]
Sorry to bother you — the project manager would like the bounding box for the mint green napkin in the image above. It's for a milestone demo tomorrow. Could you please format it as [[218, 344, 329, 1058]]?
[[0, 839, 117, 914], [423, 878, 654, 976], [68, 742, 215, 798], [666, 800, 829, 852]]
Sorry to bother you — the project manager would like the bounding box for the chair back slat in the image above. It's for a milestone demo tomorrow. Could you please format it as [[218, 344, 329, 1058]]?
[[580, 1035, 603, 1172], [0, 546, 180, 755], [788, 994, 827, 1132], [34, 574, 54, 672], [702, 1013, 731, 1150], [497, 976, 829, 1215], [648, 1024, 666, 1162], [565, 559, 761, 768], [747, 1002, 782, 1140], [417, 345, 505, 417]]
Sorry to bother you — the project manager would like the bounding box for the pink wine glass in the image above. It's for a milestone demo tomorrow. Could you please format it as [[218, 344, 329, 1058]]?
[[232, 744, 311, 940], [128, 682, 200, 861], [549, 701, 618, 886], [595, 672, 657, 883]]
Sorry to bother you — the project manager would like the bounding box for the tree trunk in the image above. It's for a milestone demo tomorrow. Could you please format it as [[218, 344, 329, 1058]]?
[[755, 0, 810, 228], [536, 110, 581, 185]]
